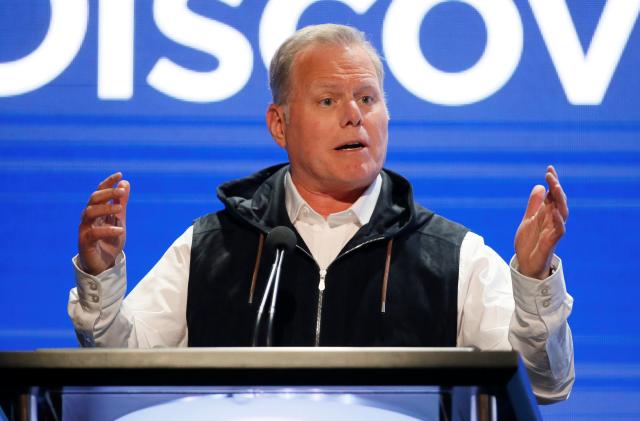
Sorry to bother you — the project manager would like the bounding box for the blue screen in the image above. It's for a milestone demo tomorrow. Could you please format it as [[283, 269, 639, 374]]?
[[1, 0, 639, 418]]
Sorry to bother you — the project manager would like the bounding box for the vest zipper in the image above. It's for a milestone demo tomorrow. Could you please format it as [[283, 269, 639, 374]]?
[[295, 245, 325, 346], [310, 236, 386, 346], [315, 269, 327, 346]]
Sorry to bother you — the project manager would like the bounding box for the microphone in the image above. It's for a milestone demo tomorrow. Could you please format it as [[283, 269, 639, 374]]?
[[252, 226, 296, 346]]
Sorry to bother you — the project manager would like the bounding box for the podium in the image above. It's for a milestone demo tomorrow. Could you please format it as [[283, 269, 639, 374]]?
[[0, 348, 540, 420]]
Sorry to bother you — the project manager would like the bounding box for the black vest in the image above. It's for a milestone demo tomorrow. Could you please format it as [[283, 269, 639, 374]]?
[[186, 166, 468, 347]]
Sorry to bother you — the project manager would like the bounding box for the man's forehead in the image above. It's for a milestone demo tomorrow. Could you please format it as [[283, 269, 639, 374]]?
[[292, 44, 381, 87]]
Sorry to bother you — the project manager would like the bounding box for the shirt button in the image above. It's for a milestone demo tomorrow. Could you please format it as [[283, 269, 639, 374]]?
[[89, 282, 98, 291], [541, 287, 549, 296], [91, 295, 99, 303], [542, 299, 550, 308]]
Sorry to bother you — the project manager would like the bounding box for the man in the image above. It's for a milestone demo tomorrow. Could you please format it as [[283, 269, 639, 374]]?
[[69, 24, 573, 402]]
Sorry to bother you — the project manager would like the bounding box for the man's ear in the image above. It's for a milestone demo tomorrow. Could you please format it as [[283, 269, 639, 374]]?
[[266, 103, 287, 148]]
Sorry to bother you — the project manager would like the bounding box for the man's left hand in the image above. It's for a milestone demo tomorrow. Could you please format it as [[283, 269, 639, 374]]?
[[515, 165, 569, 280]]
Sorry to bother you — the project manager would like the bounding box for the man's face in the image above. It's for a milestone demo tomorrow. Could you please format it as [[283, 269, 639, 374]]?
[[269, 43, 389, 195]]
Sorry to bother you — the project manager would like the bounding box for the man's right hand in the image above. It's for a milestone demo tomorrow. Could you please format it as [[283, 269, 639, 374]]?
[[78, 172, 130, 275]]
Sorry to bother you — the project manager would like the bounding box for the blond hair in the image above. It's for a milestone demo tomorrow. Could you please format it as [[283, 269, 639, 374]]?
[[269, 24, 384, 105]]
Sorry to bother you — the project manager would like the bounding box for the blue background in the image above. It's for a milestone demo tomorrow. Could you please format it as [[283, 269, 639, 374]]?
[[1, 0, 639, 418]]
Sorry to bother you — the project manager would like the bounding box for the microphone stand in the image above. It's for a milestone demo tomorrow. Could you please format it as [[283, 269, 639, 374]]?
[[266, 249, 286, 346], [252, 248, 283, 346]]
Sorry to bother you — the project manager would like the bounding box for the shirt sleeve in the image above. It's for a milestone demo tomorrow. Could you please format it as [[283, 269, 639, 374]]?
[[456, 231, 575, 402], [67, 226, 193, 348]]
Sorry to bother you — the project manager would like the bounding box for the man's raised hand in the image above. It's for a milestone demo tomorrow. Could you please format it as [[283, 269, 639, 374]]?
[[514, 165, 569, 280], [78, 172, 130, 275]]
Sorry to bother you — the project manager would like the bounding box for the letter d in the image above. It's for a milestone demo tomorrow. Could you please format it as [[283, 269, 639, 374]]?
[[0, 0, 88, 97]]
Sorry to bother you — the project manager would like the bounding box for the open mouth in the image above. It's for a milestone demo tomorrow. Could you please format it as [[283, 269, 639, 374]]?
[[334, 142, 365, 151]]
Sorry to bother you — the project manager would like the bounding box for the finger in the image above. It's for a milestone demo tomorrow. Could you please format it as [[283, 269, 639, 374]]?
[[114, 179, 130, 208], [549, 208, 566, 242], [545, 170, 559, 188], [97, 172, 123, 191], [87, 187, 127, 205], [85, 225, 125, 242], [545, 169, 568, 221], [551, 182, 569, 222], [523, 184, 546, 219], [544, 171, 560, 205], [81, 204, 123, 224], [547, 165, 559, 181], [545, 170, 559, 192]]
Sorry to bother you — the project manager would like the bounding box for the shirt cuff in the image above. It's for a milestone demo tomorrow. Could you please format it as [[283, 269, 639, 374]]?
[[509, 254, 566, 315], [72, 252, 127, 310]]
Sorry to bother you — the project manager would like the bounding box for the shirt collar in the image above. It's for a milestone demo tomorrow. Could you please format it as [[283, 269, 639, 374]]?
[[284, 171, 382, 227]]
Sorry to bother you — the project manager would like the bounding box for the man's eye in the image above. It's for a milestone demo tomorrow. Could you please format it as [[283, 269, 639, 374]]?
[[361, 96, 374, 105], [320, 98, 333, 106]]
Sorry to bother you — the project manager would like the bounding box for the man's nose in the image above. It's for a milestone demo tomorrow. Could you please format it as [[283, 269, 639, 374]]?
[[341, 100, 363, 127]]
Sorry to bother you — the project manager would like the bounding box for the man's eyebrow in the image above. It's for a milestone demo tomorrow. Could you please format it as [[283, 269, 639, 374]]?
[[354, 82, 379, 93]]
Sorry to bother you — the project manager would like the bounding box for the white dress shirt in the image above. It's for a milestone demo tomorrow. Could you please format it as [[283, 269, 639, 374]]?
[[286, 172, 383, 271], [68, 172, 574, 402]]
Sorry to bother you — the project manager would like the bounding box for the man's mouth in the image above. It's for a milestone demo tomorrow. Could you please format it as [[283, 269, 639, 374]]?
[[334, 142, 365, 151]]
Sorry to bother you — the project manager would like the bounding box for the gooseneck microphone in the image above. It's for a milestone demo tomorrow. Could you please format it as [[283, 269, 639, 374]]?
[[252, 226, 297, 346]]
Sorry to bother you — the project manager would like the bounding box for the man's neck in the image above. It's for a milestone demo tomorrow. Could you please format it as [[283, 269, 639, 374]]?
[[290, 176, 368, 218]]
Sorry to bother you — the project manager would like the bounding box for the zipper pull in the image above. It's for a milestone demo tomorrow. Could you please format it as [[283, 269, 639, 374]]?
[[318, 269, 327, 291]]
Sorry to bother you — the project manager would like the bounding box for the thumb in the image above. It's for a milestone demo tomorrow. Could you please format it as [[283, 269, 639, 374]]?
[[523, 184, 545, 220]]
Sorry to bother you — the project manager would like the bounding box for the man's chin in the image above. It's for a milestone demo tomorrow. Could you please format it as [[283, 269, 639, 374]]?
[[333, 168, 380, 192], [291, 162, 381, 195]]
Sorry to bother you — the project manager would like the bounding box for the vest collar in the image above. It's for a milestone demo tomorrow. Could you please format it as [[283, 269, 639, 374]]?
[[217, 163, 430, 244]]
